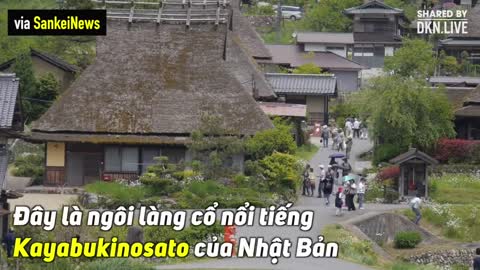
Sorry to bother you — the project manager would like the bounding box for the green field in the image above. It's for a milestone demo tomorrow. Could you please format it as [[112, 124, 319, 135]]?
[[430, 174, 480, 204]]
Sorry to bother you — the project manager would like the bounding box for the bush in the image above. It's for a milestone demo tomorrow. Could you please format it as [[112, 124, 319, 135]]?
[[139, 156, 185, 196], [173, 180, 275, 208], [244, 5, 275, 16], [11, 154, 44, 183], [258, 152, 302, 199], [394, 231, 422, 249], [434, 138, 479, 164], [373, 144, 405, 165], [376, 166, 400, 181], [468, 142, 480, 164], [84, 181, 148, 208], [384, 188, 400, 203], [246, 118, 297, 160], [145, 222, 223, 245]]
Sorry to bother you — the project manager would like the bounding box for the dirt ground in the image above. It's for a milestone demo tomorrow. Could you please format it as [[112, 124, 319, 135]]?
[[9, 193, 79, 210]]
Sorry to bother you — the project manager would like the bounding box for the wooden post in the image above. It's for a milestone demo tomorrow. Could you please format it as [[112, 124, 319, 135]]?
[[157, 0, 163, 24], [186, 0, 191, 28], [399, 165, 404, 197], [128, 0, 135, 23], [424, 164, 428, 199]]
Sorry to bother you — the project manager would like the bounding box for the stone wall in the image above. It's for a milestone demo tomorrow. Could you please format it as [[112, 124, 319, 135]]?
[[354, 213, 437, 245], [408, 249, 475, 270]]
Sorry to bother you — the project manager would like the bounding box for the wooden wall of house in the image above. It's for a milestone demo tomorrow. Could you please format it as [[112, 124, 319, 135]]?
[[45, 142, 66, 186]]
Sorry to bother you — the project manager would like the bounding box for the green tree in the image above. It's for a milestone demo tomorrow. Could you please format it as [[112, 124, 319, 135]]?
[[384, 0, 417, 21], [259, 152, 302, 199], [246, 118, 297, 160], [29, 73, 59, 121], [302, 0, 362, 32], [354, 76, 455, 152], [189, 113, 245, 180], [63, 0, 94, 9], [292, 63, 324, 74], [14, 53, 38, 123], [384, 39, 436, 78], [439, 50, 460, 75]]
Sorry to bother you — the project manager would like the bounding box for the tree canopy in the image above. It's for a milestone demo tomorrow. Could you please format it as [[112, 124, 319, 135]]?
[[384, 39, 436, 78], [292, 63, 325, 74], [349, 76, 455, 151], [301, 0, 361, 32]]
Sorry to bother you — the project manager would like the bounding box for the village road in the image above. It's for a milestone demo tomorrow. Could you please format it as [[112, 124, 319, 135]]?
[[156, 137, 408, 270]]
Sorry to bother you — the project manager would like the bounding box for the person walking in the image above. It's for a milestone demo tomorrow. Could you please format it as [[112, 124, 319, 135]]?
[[345, 179, 357, 211], [345, 136, 353, 159], [360, 120, 368, 140], [331, 128, 339, 150], [335, 186, 345, 216], [345, 119, 353, 138], [308, 167, 316, 197], [2, 228, 15, 257], [317, 165, 326, 198], [340, 158, 352, 177], [322, 171, 334, 206], [353, 118, 360, 138], [321, 125, 330, 148], [473, 247, 480, 270], [410, 193, 422, 225], [357, 178, 367, 209], [338, 129, 345, 151], [302, 164, 310, 196]]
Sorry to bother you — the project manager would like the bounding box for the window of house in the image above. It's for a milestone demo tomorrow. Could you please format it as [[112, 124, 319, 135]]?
[[142, 148, 161, 173], [104, 146, 139, 172], [353, 46, 374, 57]]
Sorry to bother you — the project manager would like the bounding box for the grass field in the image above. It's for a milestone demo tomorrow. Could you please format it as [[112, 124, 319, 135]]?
[[400, 174, 480, 242], [430, 174, 480, 204], [322, 224, 440, 270]]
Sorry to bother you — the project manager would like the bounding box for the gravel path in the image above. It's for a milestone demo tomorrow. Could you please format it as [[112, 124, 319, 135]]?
[[156, 138, 404, 270]]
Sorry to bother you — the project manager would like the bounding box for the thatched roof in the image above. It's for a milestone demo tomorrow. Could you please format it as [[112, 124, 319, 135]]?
[[231, 0, 271, 60], [448, 5, 480, 39], [226, 35, 275, 99], [30, 22, 273, 141], [442, 86, 480, 109]]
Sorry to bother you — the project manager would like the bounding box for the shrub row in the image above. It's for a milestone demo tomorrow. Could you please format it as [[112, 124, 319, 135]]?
[[433, 138, 480, 164]]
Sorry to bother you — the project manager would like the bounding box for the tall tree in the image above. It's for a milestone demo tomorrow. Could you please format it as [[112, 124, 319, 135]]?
[[301, 0, 362, 32], [384, 39, 436, 78], [354, 76, 455, 151], [14, 53, 38, 123], [30, 73, 59, 121]]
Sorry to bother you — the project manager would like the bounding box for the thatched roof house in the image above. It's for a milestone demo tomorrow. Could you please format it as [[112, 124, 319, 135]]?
[[442, 85, 480, 140], [29, 19, 274, 186], [439, 5, 480, 64]]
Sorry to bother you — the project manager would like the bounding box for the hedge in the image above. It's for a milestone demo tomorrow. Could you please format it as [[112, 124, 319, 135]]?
[[433, 138, 480, 164], [394, 231, 422, 249]]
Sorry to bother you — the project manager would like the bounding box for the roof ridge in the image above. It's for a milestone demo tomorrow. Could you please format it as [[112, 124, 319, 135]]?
[[265, 72, 336, 78]]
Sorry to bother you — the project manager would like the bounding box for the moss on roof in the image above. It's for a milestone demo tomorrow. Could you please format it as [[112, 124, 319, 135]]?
[[31, 22, 273, 138]]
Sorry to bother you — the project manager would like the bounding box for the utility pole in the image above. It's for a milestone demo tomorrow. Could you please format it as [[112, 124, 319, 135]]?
[[276, 0, 282, 43]]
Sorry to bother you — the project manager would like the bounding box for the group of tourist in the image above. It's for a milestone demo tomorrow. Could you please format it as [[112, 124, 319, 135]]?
[[302, 162, 367, 216], [319, 118, 368, 158]]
